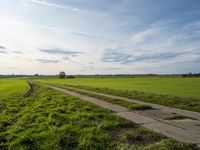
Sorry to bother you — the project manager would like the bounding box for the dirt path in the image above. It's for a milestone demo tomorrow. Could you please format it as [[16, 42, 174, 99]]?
[[46, 85, 200, 146]]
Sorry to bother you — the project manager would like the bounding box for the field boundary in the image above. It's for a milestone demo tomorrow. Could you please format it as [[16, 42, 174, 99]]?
[[22, 80, 34, 98]]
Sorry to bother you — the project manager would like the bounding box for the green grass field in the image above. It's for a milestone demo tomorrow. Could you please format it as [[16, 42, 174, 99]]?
[[0, 78, 29, 99], [35, 77, 200, 98], [0, 79, 193, 149], [35, 76, 200, 112]]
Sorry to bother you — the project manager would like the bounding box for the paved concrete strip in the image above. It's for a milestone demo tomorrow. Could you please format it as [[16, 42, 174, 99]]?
[[46, 85, 200, 145], [47, 85, 127, 112], [66, 86, 200, 120], [143, 121, 200, 144], [166, 119, 200, 134], [167, 107, 200, 121], [66, 86, 165, 109], [116, 111, 157, 124]]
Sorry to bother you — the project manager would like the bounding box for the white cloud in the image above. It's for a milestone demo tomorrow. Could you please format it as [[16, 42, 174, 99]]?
[[28, 0, 86, 12], [169, 33, 200, 44], [183, 21, 200, 31], [130, 28, 160, 43]]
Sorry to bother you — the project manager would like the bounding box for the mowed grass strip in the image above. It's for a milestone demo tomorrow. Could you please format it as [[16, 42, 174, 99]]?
[[64, 84, 200, 112], [51, 85, 151, 110], [0, 83, 194, 149], [0, 78, 29, 99]]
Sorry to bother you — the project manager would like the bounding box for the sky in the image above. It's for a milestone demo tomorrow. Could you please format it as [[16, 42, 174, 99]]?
[[0, 0, 200, 75]]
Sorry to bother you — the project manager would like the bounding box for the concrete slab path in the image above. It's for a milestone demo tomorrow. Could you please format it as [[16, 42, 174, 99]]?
[[46, 85, 200, 146], [65, 86, 200, 121]]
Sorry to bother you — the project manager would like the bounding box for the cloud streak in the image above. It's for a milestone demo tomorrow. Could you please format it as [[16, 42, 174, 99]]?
[[130, 28, 161, 43], [1, 19, 119, 42], [0, 45, 7, 54], [0, 51, 7, 54], [79, 66, 121, 71], [29, 0, 86, 12], [0, 45, 6, 49], [39, 48, 83, 57], [36, 58, 61, 64], [102, 49, 196, 64], [13, 51, 23, 54]]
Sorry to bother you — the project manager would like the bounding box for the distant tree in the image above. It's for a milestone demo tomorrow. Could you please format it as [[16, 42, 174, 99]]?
[[59, 71, 66, 78], [34, 74, 39, 76], [67, 75, 75, 79]]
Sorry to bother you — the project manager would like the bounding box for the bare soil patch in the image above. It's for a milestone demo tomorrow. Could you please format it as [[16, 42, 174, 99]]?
[[111, 126, 165, 146], [23, 81, 34, 98]]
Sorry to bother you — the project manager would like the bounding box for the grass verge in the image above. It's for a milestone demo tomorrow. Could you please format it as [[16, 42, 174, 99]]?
[[61, 84, 200, 112], [47, 84, 151, 111]]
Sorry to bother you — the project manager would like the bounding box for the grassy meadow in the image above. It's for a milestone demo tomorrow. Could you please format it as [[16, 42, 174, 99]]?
[[0, 78, 194, 149], [35, 77, 200, 98], [35, 76, 200, 112], [0, 78, 29, 99]]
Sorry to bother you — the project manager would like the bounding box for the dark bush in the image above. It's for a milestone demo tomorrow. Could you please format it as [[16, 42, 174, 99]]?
[[67, 75, 75, 79], [59, 71, 66, 78]]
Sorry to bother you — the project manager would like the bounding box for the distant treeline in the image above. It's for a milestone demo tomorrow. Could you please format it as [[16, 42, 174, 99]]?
[[0, 75, 29, 78], [181, 73, 200, 77], [0, 73, 200, 78], [75, 73, 200, 78]]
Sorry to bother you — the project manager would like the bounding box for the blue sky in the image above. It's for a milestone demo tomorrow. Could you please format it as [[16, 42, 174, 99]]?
[[0, 0, 200, 75]]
